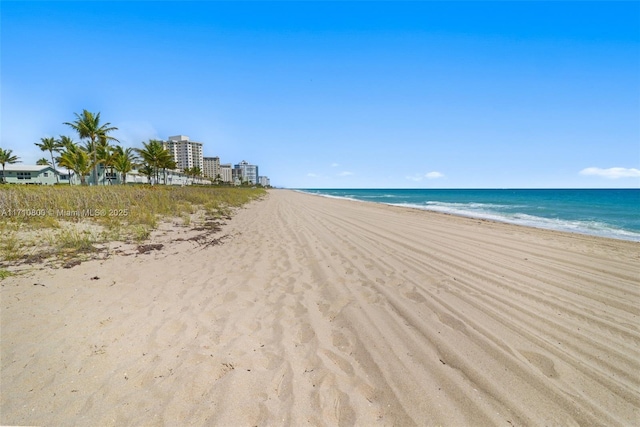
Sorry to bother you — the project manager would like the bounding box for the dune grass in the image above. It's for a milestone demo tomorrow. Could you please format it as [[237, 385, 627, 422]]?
[[0, 185, 266, 264]]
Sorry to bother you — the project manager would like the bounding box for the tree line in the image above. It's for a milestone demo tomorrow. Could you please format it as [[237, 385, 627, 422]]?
[[0, 109, 205, 185]]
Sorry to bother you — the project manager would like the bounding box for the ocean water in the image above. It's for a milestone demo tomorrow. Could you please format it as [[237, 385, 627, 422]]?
[[298, 189, 640, 242]]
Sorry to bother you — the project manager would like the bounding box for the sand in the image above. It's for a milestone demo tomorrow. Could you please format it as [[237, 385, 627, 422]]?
[[1, 189, 639, 426]]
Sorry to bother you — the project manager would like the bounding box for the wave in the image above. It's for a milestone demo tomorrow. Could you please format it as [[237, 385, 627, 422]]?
[[392, 201, 640, 242], [297, 190, 640, 242], [296, 190, 365, 203], [359, 194, 399, 199], [425, 201, 525, 210]]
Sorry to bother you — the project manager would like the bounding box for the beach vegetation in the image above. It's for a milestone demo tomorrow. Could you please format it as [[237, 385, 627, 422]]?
[[57, 143, 93, 185], [135, 139, 172, 185], [35, 137, 62, 183], [63, 110, 119, 185], [181, 212, 191, 226], [183, 167, 204, 183], [0, 269, 13, 280], [0, 185, 265, 262], [59, 135, 76, 150], [96, 139, 118, 185], [139, 164, 154, 184], [130, 225, 151, 242], [0, 147, 21, 184], [58, 228, 102, 253], [159, 154, 177, 185], [1, 232, 24, 261], [112, 146, 137, 185]]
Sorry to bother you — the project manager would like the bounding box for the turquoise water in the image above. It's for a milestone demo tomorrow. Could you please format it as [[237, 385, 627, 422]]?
[[298, 189, 640, 242]]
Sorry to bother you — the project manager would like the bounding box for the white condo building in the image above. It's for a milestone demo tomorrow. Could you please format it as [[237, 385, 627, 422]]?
[[234, 160, 259, 185], [163, 135, 203, 173], [259, 176, 270, 187], [220, 164, 233, 184]]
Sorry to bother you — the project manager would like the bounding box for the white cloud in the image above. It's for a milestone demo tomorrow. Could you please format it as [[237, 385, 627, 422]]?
[[405, 171, 445, 182], [425, 171, 444, 179], [579, 167, 640, 179], [330, 162, 339, 168], [405, 174, 423, 182], [337, 171, 354, 177], [307, 173, 319, 178]]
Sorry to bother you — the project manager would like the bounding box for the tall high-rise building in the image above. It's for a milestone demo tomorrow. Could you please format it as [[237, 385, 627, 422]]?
[[234, 160, 259, 185], [163, 135, 203, 172], [203, 156, 220, 180], [220, 164, 233, 183]]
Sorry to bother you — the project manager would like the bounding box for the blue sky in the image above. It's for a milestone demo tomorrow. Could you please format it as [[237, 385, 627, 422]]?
[[2, 1, 639, 188]]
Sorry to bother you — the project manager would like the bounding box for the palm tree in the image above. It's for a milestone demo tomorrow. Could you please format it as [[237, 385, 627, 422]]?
[[96, 137, 119, 185], [135, 139, 171, 185], [159, 155, 177, 185], [183, 167, 193, 184], [182, 166, 202, 185], [64, 110, 118, 185], [36, 158, 50, 166], [58, 135, 76, 150], [112, 146, 136, 184], [57, 136, 76, 184], [35, 137, 61, 183], [57, 144, 92, 185], [139, 164, 154, 185], [192, 166, 202, 185], [79, 138, 100, 182], [0, 148, 20, 183]]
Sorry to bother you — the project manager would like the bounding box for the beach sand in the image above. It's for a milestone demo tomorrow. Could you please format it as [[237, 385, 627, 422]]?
[[2, 189, 639, 426]]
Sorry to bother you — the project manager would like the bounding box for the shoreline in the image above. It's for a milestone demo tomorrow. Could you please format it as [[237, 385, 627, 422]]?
[[294, 188, 640, 242], [2, 189, 638, 425]]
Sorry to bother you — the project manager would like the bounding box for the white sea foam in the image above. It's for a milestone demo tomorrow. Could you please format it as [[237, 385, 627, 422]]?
[[297, 190, 364, 203], [393, 201, 640, 242]]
